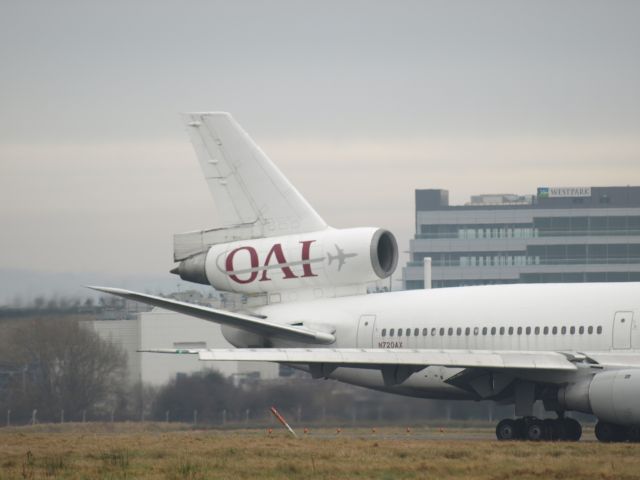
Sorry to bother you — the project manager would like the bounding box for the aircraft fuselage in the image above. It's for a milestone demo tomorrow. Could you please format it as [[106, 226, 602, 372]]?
[[239, 282, 640, 399]]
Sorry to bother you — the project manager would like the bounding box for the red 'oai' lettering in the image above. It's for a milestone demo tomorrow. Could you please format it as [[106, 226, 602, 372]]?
[[300, 240, 317, 278], [226, 246, 259, 284], [260, 244, 298, 282]]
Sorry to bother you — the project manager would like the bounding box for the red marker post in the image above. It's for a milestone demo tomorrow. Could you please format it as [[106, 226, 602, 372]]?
[[270, 406, 298, 438]]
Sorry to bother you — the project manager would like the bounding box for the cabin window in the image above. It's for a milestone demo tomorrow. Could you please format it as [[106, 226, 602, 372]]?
[[432, 328, 437, 336], [491, 327, 496, 335], [570, 326, 575, 335], [389, 328, 395, 337], [552, 326, 558, 335], [588, 326, 593, 334], [526, 327, 531, 335], [406, 328, 411, 337], [423, 328, 428, 336], [508, 327, 514, 335], [448, 327, 454, 336], [474, 327, 480, 335], [517, 327, 523, 335], [561, 326, 567, 335], [456, 327, 462, 336], [465, 327, 471, 336], [414, 328, 420, 337], [482, 327, 488, 335], [381, 329, 387, 337], [534, 327, 540, 335], [543, 326, 549, 335], [578, 326, 584, 335], [440, 328, 445, 336], [597, 325, 603, 334], [499, 327, 505, 335], [398, 329, 403, 337]]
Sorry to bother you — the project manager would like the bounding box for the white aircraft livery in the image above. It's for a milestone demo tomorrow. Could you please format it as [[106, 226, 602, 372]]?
[[92, 112, 640, 442]]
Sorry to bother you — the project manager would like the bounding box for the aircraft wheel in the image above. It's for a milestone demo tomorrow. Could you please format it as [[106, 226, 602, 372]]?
[[561, 418, 582, 442], [595, 421, 625, 443], [543, 418, 559, 441], [525, 419, 547, 441], [496, 419, 519, 440]]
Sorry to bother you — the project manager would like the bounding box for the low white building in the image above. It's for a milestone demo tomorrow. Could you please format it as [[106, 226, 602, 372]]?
[[83, 318, 141, 384], [85, 308, 279, 386]]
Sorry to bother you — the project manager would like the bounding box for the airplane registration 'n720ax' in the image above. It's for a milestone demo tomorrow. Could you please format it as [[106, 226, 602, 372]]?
[[91, 112, 640, 442]]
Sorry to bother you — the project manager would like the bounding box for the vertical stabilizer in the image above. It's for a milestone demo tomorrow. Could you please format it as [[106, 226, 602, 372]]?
[[183, 112, 327, 237]]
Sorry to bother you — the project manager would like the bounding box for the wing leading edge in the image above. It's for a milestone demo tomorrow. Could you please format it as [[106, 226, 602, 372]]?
[[87, 287, 335, 344]]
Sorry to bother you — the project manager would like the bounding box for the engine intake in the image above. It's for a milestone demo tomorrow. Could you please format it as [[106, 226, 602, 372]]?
[[371, 229, 398, 279]]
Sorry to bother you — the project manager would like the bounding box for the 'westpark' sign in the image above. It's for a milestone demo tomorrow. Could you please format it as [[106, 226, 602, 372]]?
[[537, 187, 592, 199]]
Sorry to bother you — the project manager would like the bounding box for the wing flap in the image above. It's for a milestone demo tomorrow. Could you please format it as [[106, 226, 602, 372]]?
[[88, 286, 335, 344], [195, 348, 578, 371]]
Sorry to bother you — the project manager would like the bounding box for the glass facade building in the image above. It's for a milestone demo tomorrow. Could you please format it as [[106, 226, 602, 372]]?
[[403, 186, 640, 289]]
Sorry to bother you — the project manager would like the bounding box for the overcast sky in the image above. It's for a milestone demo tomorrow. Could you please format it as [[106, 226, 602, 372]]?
[[1, 1, 639, 284]]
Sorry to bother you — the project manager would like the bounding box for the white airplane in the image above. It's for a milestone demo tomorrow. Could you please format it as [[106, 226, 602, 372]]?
[[92, 112, 640, 442]]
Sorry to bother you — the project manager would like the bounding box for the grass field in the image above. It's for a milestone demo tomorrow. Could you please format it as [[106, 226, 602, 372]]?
[[1, 423, 640, 479]]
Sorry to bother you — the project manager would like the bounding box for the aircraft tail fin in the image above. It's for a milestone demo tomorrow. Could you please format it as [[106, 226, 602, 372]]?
[[182, 112, 327, 238]]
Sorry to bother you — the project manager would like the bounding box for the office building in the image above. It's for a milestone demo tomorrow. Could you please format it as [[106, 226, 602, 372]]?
[[403, 186, 640, 289]]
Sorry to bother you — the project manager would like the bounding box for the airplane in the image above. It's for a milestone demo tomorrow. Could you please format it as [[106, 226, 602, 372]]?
[[91, 112, 640, 443], [327, 244, 358, 271]]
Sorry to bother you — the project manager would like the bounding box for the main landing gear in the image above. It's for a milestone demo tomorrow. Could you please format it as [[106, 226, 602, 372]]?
[[594, 421, 640, 443], [496, 417, 582, 441]]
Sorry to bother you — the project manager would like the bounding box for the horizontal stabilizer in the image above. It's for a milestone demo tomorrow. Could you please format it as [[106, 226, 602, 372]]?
[[193, 348, 578, 371], [87, 287, 335, 344]]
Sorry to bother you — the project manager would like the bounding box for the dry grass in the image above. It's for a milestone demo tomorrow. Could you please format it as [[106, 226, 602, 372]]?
[[1, 423, 639, 479]]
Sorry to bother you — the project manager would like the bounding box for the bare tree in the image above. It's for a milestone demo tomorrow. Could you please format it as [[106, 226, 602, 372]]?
[[152, 370, 237, 422], [2, 318, 127, 421]]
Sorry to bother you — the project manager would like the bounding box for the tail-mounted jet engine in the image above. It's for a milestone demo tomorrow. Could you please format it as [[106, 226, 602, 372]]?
[[172, 227, 398, 294]]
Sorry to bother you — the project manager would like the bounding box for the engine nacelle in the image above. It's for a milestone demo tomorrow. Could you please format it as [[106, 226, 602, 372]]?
[[173, 227, 398, 295], [558, 369, 640, 425], [590, 370, 640, 425], [220, 325, 269, 348]]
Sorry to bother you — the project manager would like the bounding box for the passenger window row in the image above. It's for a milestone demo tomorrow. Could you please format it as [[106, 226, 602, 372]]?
[[380, 325, 603, 338]]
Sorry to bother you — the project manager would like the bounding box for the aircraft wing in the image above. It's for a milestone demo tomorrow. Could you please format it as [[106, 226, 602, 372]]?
[[141, 347, 579, 372], [140, 347, 583, 389], [191, 348, 579, 370], [87, 287, 335, 344]]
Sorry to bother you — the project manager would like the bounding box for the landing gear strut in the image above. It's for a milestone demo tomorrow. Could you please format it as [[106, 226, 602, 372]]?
[[496, 417, 581, 441]]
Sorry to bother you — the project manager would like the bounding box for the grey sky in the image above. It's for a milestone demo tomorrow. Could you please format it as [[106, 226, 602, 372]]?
[[1, 1, 639, 283]]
